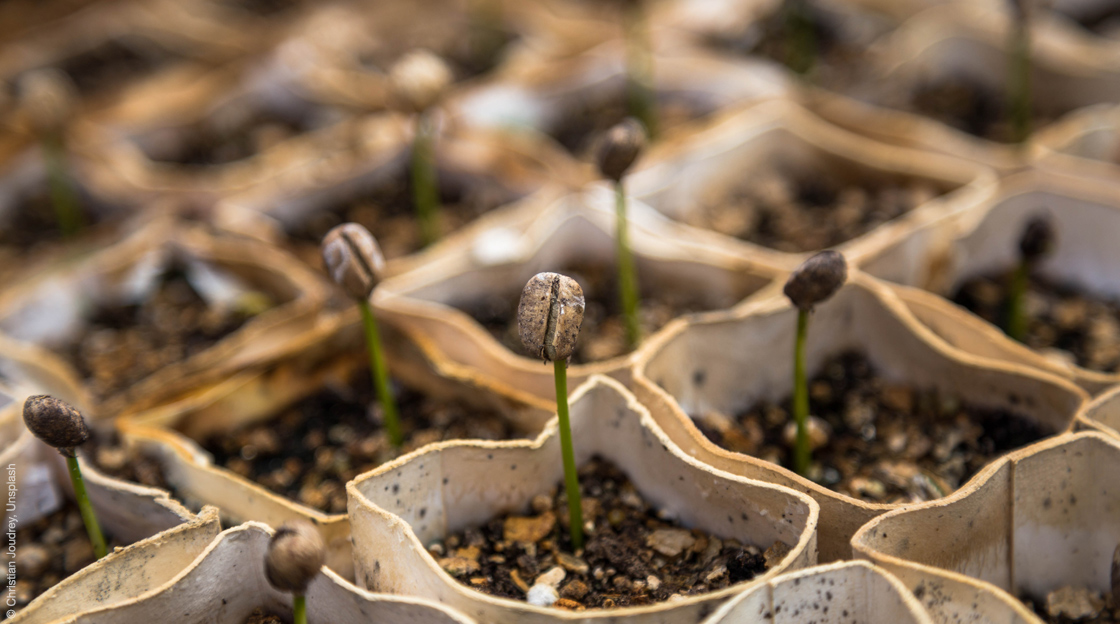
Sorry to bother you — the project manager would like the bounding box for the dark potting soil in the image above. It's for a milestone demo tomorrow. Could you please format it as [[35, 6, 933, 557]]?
[[429, 456, 783, 610], [243, 608, 285, 624], [53, 36, 177, 97], [0, 181, 107, 252], [683, 164, 942, 253], [201, 367, 525, 514], [60, 267, 267, 403], [142, 108, 322, 166], [3, 502, 121, 610], [287, 168, 517, 262], [952, 270, 1120, 373], [1022, 587, 1120, 623], [693, 351, 1051, 504], [549, 93, 703, 158], [459, 261, 737, 365], [1064, 4, 1120, 37], [907, 78, 1059, 144], [82, 428, 171, 491]]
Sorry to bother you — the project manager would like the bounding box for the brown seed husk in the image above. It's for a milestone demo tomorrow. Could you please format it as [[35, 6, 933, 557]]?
[[595, 118, 647, 182], [22, 395, 88, 456], [783, 250, 848, 311], [517, 272, 585, 362], [321, 223, 386, 301], [265, 520, 326, 594], [1019, 215, 1056, 262]]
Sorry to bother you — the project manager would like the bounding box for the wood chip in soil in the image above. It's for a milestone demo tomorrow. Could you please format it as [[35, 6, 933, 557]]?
[[1021, 586, 1120, 624], [693, 350, 1052, 503], [201, 368, 526, 514], [3, 502, 121, 609], [459, 260, 743, 365], [286, 168, 517, 264], [427, 456, 784, 610], [60, 265, 268, 403], [953, 270, 1120, 373], [684, 164, 942, 253]]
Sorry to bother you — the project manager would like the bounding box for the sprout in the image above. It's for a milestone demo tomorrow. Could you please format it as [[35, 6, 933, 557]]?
[[621, 0, 658, 139], [321, 224, 402, 447], [518, 272, 586, 549], [596, 119, 647, 351], [22, 395, 107, 559], [1006, 214, 1055, 342], [783, 251, 848, 477], [1006, 0, 1031, 144], [389, 50, 453, 247], [18, 69, 82, 237], [266, 520, 326, 624]]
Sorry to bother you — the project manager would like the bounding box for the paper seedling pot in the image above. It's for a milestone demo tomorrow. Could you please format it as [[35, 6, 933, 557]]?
[[0, 218, 328, 419], [1033, 103, 1120, 185], [51, 522, 477, 624], [804, 2, 1120, 171], [700, 560, 933, 624], [375, 188, 783, 422], [347, 376, 819, 624], [11, 506, 221, 624], [1075, 384, 1120, 441], [631, 271, 1087, 562], [852, 432, 1120, 619], [863, 168, 1120, 394], [626, 99, 997, 270]]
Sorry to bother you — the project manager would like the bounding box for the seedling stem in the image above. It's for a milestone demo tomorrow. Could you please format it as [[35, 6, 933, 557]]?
[[553, 358, 584, 551], [360, 299, 403, 447], [1006, 257, 1030, 342], [411, 113, 440, 246], [614, 181, 641, 349], [44, 134, 82, 237], [792, 308, 811, 476], [293, 594, 307, 624], [784, 0, 816, 77], [67, 454, 107, 559], [1008, 9, 1031, 144]]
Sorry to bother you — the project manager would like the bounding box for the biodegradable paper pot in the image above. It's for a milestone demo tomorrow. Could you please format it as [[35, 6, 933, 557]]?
[[347, 376, 819, 624], [631, 272, 1087, 562], [0, 219, 328, 418], [803, 2, 1120, 170], [53, 522, 477, 624], [1075, 384, 1120, 440], [626, 98, 997, 269], [375, 188, 783, 422], [862, 168, 1120, 395], [852, 432, 1120, 616], [11, 506, 221, 624], [1033, 103, 1120, 185], [700, 560, 933, 624]]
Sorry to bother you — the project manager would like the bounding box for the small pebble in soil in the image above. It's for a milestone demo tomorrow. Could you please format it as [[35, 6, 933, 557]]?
[[953, 271, 1120, 373], [693, 351, 1052, 503], [1021, 586, 1120, 623], [427, 457, 779, 609], [461, 261, 740, 364], [685, 164, 942, 253], [202, 368, 526, 514], [242, 608, 285, 624]]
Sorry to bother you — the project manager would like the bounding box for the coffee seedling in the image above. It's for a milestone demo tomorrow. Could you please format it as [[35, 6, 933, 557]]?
[[596, 118, 647, 350], [783, 250, 847, 476], [19, 69, 82, 237], [518, 272, 586, 549], [1007, 0, 1031, 144], [389, 50, 453, 247], [321, 223, 402, 447], [1006, 214, 1055, 342], [265, 520, 326, 624], [783, 0, 817, 76], [22, 395, 106, 559]]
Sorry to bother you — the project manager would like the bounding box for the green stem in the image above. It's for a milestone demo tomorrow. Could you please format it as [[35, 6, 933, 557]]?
[[784, 0, 816, 77], [624, 4, 658, 140], [360, 299, 403, 447], [43, 134, 82, 237], [411, 113, 440, 247], [1008, 15, 1031, 145], [293, 594, 307, 624], [553, 359, 583, 551], [1006, 260, 1030, 343], [615, 181, 641, 350], [67, 454, 107, 559], [792, 308, 811, 477]]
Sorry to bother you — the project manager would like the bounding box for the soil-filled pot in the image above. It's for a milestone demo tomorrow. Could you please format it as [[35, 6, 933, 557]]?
[[700, 560, 933, 624], [48, 522, 478, 624], [347, 376, 819, 623], [375, 188, 782, 422], [804, 2, 1120, 171], [215, 114, 584, 276], [863, 168, 1120, 395], [631, 271, 1087, 562], [0, 219, 328, 418], [853, 431, 1120, 623], [9, 506, 221, 624], [626, 99, 997, 268]]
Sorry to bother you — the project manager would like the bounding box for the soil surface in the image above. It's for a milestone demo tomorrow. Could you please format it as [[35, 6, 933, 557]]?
[[460, 261, 740, 364], [143, 107, 322, 166], [693, 351, 1051, 504], [953, 271, 1120, 373], [60, 265, 267, 404], [549, 93, 701, 158], [3, 502, 120, 610], [52, 36, 176, 97], [1022, 586, 1120, 623], [201, 367, 525, 514], [0, 181, 107, 252], [906, 78, 1059, 144], [684, 164, 942, 253], [243, 609, 285, 624], [1063, 4, 1120, 37], [286, 167, 517, 262], [429, 456, 783, 609], [83, 428, 170, 491]]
